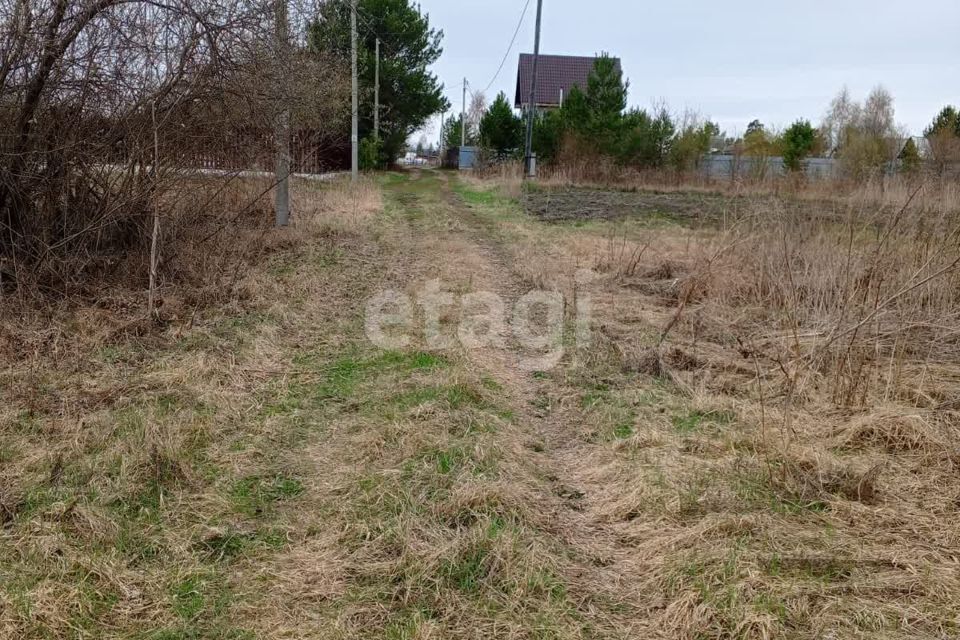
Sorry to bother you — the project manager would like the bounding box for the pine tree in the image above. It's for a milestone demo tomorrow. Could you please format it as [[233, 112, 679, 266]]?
[[585, 53, 628, 138], [781, 119, 818, 172], [746, 120, 764, 136], [558, 54, 628, 155], [900, 137, 921, 175], [479, 93, 523, 155], [309, 0, 449, 164], [532, 110, 565, 162], [924, 106, 959, 138], [441, 114, 477, 149]]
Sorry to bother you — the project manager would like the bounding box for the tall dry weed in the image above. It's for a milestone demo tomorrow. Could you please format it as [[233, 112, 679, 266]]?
[[697, 189, 960, 408]]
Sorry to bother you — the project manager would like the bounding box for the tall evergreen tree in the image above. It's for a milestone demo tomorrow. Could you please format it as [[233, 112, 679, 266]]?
[[479, 93, 523, 155], [557, 54, 628, 155], [781, 119, 818, 172], [585, 53, 628, 137], [441, 114, 477, 149], [619, 108, 674, 168], [532, 110, 566, 162], [309, 0, 449, 165], [924, 106, 959, 138], [561, 86, 590, 133], [900, 137, 921, 175]]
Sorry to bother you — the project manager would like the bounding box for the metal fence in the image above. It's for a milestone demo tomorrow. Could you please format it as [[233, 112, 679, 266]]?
[[700, 155, 840, 181]]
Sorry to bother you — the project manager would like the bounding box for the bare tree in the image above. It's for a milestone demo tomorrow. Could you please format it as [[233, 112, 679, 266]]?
[[467, 91, 487, 142], [821, 85, 862, 153], [0, 0, 348, 301], [820, 85, 904, 177]]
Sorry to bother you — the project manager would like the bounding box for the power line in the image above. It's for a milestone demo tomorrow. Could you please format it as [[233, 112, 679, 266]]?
[[523, 0, 544, 177], [480, 0, 532, 96]]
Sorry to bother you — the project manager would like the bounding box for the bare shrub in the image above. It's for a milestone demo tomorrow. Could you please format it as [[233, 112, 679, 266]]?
[[0, 0, 348, 307], [593, 229, 650, 279], [700, 191, 960, 408]]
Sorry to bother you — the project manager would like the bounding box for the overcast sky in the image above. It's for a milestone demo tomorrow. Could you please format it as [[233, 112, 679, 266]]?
[[413, 0, 959, 144]]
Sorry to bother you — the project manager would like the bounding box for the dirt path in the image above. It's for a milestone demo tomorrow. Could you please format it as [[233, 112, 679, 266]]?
[[384, 170, 657, 634]]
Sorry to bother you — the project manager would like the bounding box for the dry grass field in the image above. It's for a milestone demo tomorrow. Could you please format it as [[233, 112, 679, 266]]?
[[2, 169, 960, 639]]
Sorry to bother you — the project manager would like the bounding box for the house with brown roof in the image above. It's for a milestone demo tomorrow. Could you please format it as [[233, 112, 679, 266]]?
[[514, 54, 622, 112]]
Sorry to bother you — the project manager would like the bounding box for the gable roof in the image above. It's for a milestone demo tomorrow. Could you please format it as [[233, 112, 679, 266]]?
[[515, 54, 621, 109], [898, 136, 933, 159]]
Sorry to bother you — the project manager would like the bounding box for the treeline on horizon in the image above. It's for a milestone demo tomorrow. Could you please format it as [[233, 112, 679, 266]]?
[[440, 55, 960, 177]]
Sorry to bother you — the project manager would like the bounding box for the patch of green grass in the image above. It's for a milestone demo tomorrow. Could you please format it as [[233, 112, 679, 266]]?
[[580, 390, 606, 409], [113, 404, 146, 437], [579, 388, 637, 441], [313, 248, 342, 270], [672, 409, 737, 434], [452, 179, 526, 223], [115, 480, 169, 522], [175, 331, 217, 352], [734, 470, 830, 515], [389, 383, 485, 412], [406, 444, 498, 481], [629, 210, 689, 229], [612, 421, 634, 439], [151, 393, 215, 420], [480, 375, 503, 391], [306, 350, 447, 401], [11, 409, 42, 435], [195, 527, 289, 562], [259, 379, 308, 419], [380, 172, 410, 187], [441, 538, 495, 593], [525, 569, 569, 603], [440, 518, 506, 593], [230, 475, 305, 516], [266, 253, 300, 277], [429, 447, 466, 475], [258, 350, 451, 427], [752, 592, 789, 622], [65, 579, 122, 636], [353, 472, 418, 523], [764, 552, 852, 583], [171, 575, 208, 620], [14, 486, 56, 519], [114, 522, 164, 564], [456, 184, 501, 206]]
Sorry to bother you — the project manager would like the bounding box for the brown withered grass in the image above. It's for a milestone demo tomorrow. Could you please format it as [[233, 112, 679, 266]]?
[[0, 176, 387, 638], [5, 167, 960, 639], [459, 168, 960, 638]]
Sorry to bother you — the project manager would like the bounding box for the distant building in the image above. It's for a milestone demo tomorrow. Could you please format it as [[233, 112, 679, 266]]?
[[897, 136, 933, 159], [514, 54, 622, 112]]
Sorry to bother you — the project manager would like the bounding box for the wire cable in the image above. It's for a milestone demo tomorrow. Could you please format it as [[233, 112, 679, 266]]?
[[479, 0, 532, 96]]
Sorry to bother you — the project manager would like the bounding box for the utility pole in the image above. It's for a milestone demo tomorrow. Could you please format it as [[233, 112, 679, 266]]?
[[461, 78, 467, 149], [523, 0, 544, 178], [350, 0, 359, 180], [438, 111, 445, 167], [274, 0, 291, 225], [374, 38, 380, 141], [439, 111, 445, 149]]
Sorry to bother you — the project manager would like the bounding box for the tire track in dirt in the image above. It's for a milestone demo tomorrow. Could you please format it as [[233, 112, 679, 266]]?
[[410, 172, 661, 631]]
